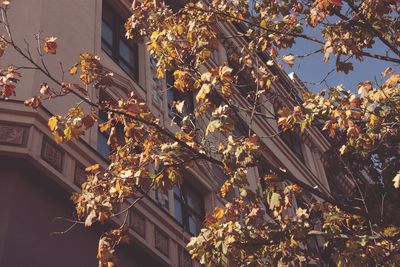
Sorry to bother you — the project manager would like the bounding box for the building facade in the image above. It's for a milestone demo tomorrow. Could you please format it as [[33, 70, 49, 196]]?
[[0, 0, 333, 266]]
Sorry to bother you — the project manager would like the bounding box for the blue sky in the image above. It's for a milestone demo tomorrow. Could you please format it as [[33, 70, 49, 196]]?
[[282, 29, 398, 93]]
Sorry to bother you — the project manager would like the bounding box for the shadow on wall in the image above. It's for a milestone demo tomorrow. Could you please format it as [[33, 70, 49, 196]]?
[[0, 156, 164, 267]]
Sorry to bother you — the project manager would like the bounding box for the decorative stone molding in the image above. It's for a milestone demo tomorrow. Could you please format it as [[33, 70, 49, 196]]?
[[41, 137, 64, 172], [155, 227, 169, 257], [130, 210, 146, 238], [0, 123, 28, 146]]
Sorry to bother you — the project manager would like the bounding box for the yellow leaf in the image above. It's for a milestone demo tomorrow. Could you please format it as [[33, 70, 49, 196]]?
[[99, 122, 111, 133], [220, 180, 231, 198], [176, 25, 184, 35], [64, 127, 72, 141], [69, 64, 78, 75], [48, 116, 59, 131], [200, 49, 212, 60], [115, 181, 121, 192], [80, 74, 92, 85], [368, 114, 379, 126], [269, 192, 281, 210], [385, 74, 400, 87], [85, 164, 100, 172], [214, 207, 225, 220], [196, 83, 211, 103]]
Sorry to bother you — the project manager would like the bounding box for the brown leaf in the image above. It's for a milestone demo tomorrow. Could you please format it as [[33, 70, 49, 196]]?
[[43, 36, 57, 54], [381, 67, 393, 77], [336, 61, 353, 74], [82, 113, 97, 129], [1, 84, 15, 97], [24, 96, 41, 109], [39, 83, 50, 95]]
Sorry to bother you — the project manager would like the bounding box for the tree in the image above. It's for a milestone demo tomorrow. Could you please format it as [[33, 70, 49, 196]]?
[[1, 0, 399, 266]]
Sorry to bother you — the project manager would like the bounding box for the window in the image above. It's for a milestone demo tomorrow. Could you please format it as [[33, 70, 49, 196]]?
[[166, 71, 194, 122], [97, 90, 124, 159], [97, 90, 112, 158], [273, 102, 304, 162], [178, 246, 193, 267], [280, 130, 304, 162], [173, 184, 204, 235], [102, 1, 138, 80], [154, 190, 169, 211]]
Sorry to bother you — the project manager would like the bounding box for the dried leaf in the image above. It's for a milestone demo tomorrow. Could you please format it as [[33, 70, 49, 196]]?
[[44, 36, 57, 54], [282, 54, 295, 67]]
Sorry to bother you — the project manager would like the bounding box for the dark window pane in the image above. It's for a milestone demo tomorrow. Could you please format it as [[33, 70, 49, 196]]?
[[173, 186, 181, 197], [119, 40, 135, 65], [155, 190, 169, 211], [119, 60, 134, 77], [188, 213, 201, 235], [101, 1, 138, 80], [102, 21, 113, 47], [185, 187, 202, 214], [174, 198, 183, 224], [97, 133, 109, 158]]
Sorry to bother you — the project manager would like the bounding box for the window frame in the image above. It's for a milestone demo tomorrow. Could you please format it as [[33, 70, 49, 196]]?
[[101, 1, 139, 81], [173, 183, 204, 236], [165, 71, 194, 122]]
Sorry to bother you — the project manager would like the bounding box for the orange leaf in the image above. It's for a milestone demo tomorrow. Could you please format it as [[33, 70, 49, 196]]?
[[1, 84, 15, 97], [24, 96, 41, 109], [44, 36, 57, 54], [85, 164, 101, 172]]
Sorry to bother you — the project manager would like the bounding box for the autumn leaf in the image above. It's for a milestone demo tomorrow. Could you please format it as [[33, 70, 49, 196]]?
[[357, 81, 372, 98], [48, 116, 59, 131], [80, 74, 92, 85], [85, 164, 101, 172], [393, 173, 400, 189], [1, 84, 15, 97], [39, 83, 50, 95], [219, 66, 233, 82], [115, 181, 121, 193], [175, 100, 185, 113], [336, 60, 353, 74], [282, 54, 295, 67], [85, 209, 97, 227], [214, 207, 225, 220], [323, 46, 333, 64], [196, 83, 211, 103], [206, 119, 221, 135], [381, 67, 393, 77], [69, 64, 78, 75], [99, 122, 111, 133], [385, 74, 400, 87], [220, 180, 231, 198], [43, 36, 57, 54], [24, 96, 41, 109], [82, 113, 97, 129], [383, 226, 400, 237], [268, 192, 281, 210]]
